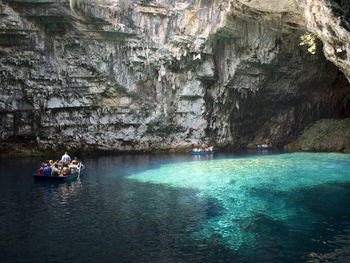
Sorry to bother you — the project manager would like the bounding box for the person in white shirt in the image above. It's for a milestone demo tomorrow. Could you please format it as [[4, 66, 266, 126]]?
[[61, 152, 71, 163]]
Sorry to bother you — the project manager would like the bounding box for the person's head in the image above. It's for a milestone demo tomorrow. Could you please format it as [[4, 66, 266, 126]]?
[[48, 160, 53, 165], [41, 162, 46, 167], [64, 151, 68, 155]]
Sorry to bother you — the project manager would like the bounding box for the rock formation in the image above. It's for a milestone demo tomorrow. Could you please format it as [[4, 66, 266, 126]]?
[[0, 0, 349, 155], [285, 118, 350, 152]]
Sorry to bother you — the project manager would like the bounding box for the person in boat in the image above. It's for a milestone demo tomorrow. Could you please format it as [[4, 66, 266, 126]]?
[[43, 163, 52, 176], [60, 163, 70, 176], [73, 157, 84, 171], [38, 163, 45, 175], [51, 163, 60, 177], [61, 152, 71, 163], [72, 157, 81, 165], [69, 160, 79, 174]]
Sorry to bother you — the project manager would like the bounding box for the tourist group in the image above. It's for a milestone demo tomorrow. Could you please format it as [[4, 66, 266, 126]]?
[[37, 152, 83, 177], [192, 146, 215, 153]]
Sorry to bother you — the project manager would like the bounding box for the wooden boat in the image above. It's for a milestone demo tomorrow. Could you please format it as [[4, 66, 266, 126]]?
[[191, 150, 215, 155], [33, 166, 83, 182], [33, 172, 80, 182]]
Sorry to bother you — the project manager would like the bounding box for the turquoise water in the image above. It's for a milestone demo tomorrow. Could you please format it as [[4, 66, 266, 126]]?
[[128, 153, 350, 254], [1, 152, 350, 262]]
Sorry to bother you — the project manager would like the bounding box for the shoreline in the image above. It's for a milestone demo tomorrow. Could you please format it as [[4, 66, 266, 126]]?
[[1, 146, 349, 159]]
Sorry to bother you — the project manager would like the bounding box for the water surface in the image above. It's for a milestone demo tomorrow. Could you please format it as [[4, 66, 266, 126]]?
[[1, 152, 350, 262]]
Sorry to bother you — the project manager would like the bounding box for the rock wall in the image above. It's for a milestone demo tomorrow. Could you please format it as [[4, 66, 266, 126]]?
[[285, 118, 350, 152], [0, 0, 349, 155], [298, 0, 350, 81]]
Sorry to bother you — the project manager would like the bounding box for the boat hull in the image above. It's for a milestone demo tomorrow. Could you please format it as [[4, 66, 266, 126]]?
[[257, 147, 272, 151], [33, 172, 79, 182], [190, 151, 214, 155]]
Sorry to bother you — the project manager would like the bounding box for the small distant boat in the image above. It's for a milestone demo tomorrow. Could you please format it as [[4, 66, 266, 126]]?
[[257, 144, 272, 151], [190, 150, 215, 155]]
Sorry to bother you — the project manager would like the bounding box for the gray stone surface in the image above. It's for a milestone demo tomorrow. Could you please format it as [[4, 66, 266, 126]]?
[[0, 0, 349, 155]]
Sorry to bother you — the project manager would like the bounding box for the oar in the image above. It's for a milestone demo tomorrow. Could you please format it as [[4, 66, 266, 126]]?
[[77, 162, 82, 178]]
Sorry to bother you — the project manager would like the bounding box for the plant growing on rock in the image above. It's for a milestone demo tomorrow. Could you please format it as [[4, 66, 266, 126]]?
[[300, 32, 317, 54]]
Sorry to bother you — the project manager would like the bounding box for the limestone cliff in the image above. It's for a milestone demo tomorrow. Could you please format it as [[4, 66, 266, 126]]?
[[0, 0, 349, 155], [298, 0, 350, 81]]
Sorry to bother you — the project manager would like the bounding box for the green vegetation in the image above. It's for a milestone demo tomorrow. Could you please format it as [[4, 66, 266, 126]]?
[[286, 119, 350, 152], [300, 33, 317, 55]]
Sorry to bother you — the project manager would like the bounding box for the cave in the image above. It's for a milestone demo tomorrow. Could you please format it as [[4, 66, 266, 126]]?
[[0, 0, 350, 155]]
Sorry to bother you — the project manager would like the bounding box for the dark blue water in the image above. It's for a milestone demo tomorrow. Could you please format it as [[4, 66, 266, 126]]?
[[1, 152, 350, 263]]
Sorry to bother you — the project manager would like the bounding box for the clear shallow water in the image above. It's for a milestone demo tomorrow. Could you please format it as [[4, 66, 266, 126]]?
[[1, 152, 350, 262]]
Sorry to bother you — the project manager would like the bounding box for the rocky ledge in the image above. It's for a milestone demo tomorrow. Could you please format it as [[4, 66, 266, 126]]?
[[0, 0, 350, 156], [285, 118, 350, 152]]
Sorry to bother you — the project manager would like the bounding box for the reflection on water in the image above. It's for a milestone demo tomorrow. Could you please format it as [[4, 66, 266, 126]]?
[[191, 154, 214, 162], [36, 177, 83, 204], [1, 152, 350, 263]]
